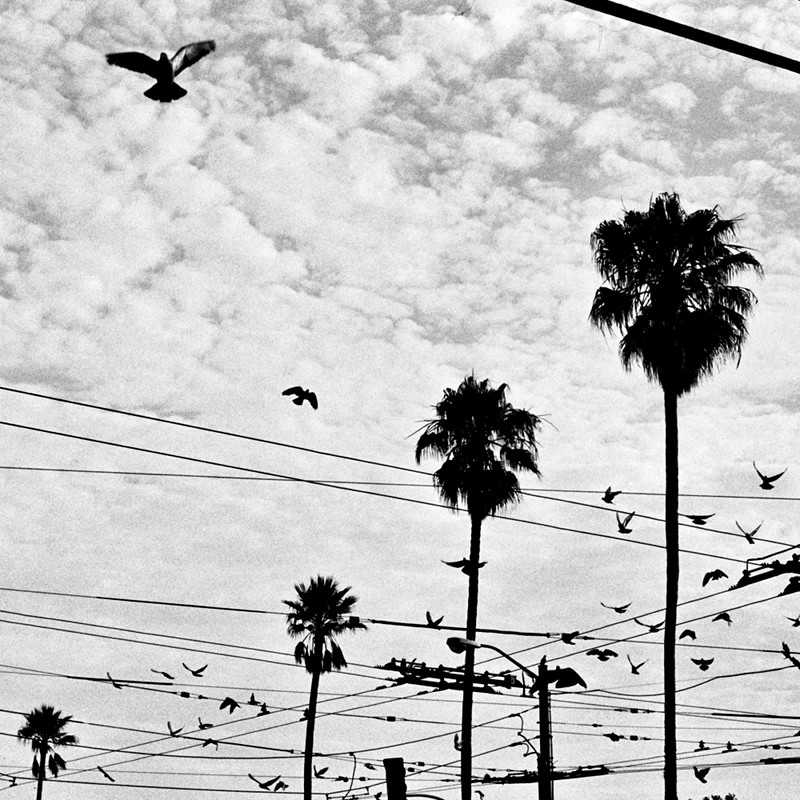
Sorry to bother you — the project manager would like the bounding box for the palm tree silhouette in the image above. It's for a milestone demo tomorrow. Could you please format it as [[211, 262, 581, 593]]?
[[17, 705, 78, 800], [284, 576, 366, 800], [414, 374, 542, 800], [589, 192, 762, 800]]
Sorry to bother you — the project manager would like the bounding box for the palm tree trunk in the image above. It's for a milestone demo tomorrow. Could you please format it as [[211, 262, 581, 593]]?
[[663, 384, 679, 800], [461, 513, 482, 800], [35, 744, 46, 800], [303, 638, 323, 800]]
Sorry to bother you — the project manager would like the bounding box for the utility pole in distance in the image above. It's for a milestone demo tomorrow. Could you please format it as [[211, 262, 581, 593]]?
[[537, 658, 553, 800]]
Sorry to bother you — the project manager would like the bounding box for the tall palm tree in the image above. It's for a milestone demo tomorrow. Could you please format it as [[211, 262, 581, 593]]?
[[589, 192, 762, 800], [17, 705, 78, 800], [284, 576, 367, 800], [414, 374, 542, 800]]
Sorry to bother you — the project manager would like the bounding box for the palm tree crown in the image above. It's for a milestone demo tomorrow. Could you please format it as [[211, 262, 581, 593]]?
[[17, 705, 78, 780], [414, 373, 542, 519], [284, 575, 366, 674], [589, 191, 763, 394]]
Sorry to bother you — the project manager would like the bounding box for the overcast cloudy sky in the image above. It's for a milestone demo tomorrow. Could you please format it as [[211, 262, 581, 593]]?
[[2, 0, 800, 798]]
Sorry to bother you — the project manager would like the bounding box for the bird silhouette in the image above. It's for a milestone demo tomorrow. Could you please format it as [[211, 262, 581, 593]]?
[[586, 648, 618, 661], [781, 641, 800, 669], [282, 386, 318, 409], [259, 703, 270, 716], [560, 630, 579, 645], [602, 486, 622, 504], [167, 721, 183, 736], [453, 733, 462, 751], [249, 775, 281, 791], [633, 617, 663, 633], [549, 665, 587, 688], [682, 513, 714, 525], [712, 612, 732, 625], [616, 511, 635, 533], [182, 662, 208, 677], [425, 611, 444, 628], [273, 781, 289, 792], [691, 657, 714, 671], [198, 717, 213, 730], [442, 558, 486, 575], [693, 766, 710, 783], [601, 601, 631, 614], [314, 767, 329, 778], [754, 462, 786, 490], [97, 766, 115, 782], [203, 739, 220, 749], [247, 693, 260, 706], [679, 629, 697, 641], [106, 41, 215, 102], [787, 615, 800, 628], [702, 569, 728, 586], [151, 669, 175, 680], [604, 732, 623, 742], [735, 521, 762, 544], [220, 697, 240, 713], [626, 655, 647, 675]]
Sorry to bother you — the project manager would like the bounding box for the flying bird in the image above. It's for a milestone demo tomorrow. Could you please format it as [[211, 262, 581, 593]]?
[[442, 558, 486, 575], [601, 601, 631, 614], [106, 41, 216, 102], [691, 657, 715, 671], [425, 611, 444, 628], [182, 662, 208, 677], [735, 521, 762, 544], [220, 697, 240, 713], [679, 629, 697, 641], [151, 669, 175, 680], [712, 612, 732, 625], [626, 655, 647, 675], [97, 766, 115, 782], [314, 767, 329, 778], [702, 569, 728, 586], [273, 781, 289, 792], [282, 386, 318, 409], [586, 648, 618, 661], [787, 615, 800, 628], [602, 486, 622, 504], [633, 617, 664, 633], [616, 511, 635, 533], [549, 665, 587, 688], [693, 766, 710, 783], [249, 775, 281, 791], [167, 721, 183, 736], [754, 462, 787, 490], [682, 513, 714, 525]]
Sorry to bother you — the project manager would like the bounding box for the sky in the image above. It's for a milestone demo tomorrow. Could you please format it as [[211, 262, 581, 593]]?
[[2, 0, 800, 798]]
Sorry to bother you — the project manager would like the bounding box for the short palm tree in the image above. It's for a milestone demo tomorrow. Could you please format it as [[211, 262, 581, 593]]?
[[414, 374, 542, 800], [17, 705, 78, 800], [284, 576, 366, 800], [589, 192, 762, 800]]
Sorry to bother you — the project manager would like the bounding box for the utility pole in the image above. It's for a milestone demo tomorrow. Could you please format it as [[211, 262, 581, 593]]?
[[537, 658, 553, 800]]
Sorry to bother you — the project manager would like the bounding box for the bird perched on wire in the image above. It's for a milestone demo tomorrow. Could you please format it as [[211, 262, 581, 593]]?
[[97, 766, 115, 782], [781, 641, 800, 669], [691, 657, 714, 671], [712, 612, 733, 625], [601, 601, 631, 614], [182, 662, 207, 677], [754, 462, 787, 490], [693, 766, 710, 783], [442, 558, 486, 575], [560, 630, 579, 645], [151, 668, 175, 680], [679, 629, 697, 641], [616, 510, 635, 534], [106, 41, 216, 102], [702, 569, 728, 586], [282, 386, 318, 409], [586, 648, 618, 661], [626, 655, 647, 675], [633, 617, 663, 633], [735, 520, 762, 544], [425, 611, 444, 628], [602, 486, 622, 504], [198, 717, 213, 730], [682, 513, 714, 525]]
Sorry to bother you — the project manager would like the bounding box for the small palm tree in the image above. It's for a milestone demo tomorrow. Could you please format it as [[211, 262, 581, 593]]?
[[284, 576, 366, 800], [17, 705, 78, 800], [414, 374, 542, 800], [589, 192, 762, 800]]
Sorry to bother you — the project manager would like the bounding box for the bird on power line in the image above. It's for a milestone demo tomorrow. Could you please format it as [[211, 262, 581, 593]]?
[[633, 617, 663, 633], [560, 630, 580, 645], [106, 41, 216, 102], [601, 601, 631, 614], [425, 611, 444, 628], [97, 766, 115, 782], [602, 486, 622, 504], [453, 733, 462, 751], [247, 693, 260, 706], [682, 513, 714, 525], [781, 642, 800, 669], [182, 662, 208, 677], [736, 521, 762, 544], [616, 510, 635, 533], [626, 655, 647, 675], [282, 386, 318, 409], [198, 717, 213, 730], [754, 462, 787, 490], [442, 558, 486, 575], [151, 668, 175, 680], [679, 629, 697, 640], [586, 648, 618, 661], [702, 569, 728, 586], [713, 612, 733, 625], [693, 766, 710, 783], [691, 657, 715, 671]]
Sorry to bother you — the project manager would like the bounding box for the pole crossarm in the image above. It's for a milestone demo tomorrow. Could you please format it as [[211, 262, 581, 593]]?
[[378, 658, 524, 693], [731, 554, 800, 590]]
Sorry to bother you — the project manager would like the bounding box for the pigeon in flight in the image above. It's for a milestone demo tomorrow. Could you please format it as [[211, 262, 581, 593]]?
[[282, 386, 318, 409], [691, 657, 714, 671], [735, 521, 762, 544], [549, 665, 587, 688], [442, 558, 486, 575], [602, 486, 622, 504], [682, 513, 714, 525], [702, 569, 728, 586], [712, 612, 732, 625], [787, 615, 800, 628], [167, 721, 183, 737], [182, 662, 208, 677], [425, 611, 444, 628], [693, 766, 710, 783], [313, 767, 329, 778], [586, 648, 618, 661], [633, 617, 663, 633], [616, 511, 635, 534], [679, 629, 697, 641], [754, 462, 787, 490], [151, 668, 175, 680], [97, 766, 115, 782], [106, 41, 216, 102], [601, 601, 631, 614], [626, 655, 647, 675], [249, 775, 281, 791], [220, 697, 240, 713]]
